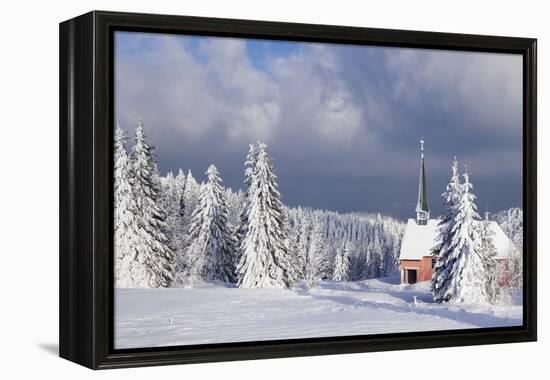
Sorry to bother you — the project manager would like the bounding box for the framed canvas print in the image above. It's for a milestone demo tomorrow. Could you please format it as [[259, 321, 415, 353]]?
[[59, 11, 537, 369]]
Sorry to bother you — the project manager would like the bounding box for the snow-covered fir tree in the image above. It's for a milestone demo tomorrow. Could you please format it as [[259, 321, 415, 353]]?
[[348, 241, 364, 281], [237, 142, 296, 288], [494, 207, 523, 253], [172, 169, 203, 285], [235, 144, 258, 268], [159, 171, 185, 245], [494, 207, 523, 287], [114, 125, 141, 288], [305, 218, 332, 286], [224, 188, 245, 271], [432, 166, 487, 303], [182, 170, 201, 224], [159, 169, 188, 286], [432, 158, 463, 301], [226, 188, 244, 229], [479, 219, 500, 304], [450, 170, 487, 303], [186, 165, 237, 282], [333, 243, 351, 282], [131, 121, 174, 288], [363, 247, 381, 279], [294, 208, 311, 278], [283, 209, 302, 283], [175, 169, 187, 217]]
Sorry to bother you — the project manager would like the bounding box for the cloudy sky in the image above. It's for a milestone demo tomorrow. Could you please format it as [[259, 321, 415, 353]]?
[[114, 31, 523, 220]]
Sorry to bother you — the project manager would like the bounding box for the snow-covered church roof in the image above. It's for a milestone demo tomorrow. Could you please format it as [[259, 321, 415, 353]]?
[[399, 218, 516, 260], [399, 219, 439, 260]]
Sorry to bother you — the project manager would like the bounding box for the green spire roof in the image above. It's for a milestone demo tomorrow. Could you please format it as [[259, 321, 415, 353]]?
[[415, 140, 430, 214]]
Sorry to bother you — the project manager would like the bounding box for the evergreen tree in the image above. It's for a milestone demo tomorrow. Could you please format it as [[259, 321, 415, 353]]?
[[131, 120, 174, 288], [433, 167, 487, 303], [283, 209, 301, 284], [226, 188, 244, 228], [187, 165, 236, 282], [237, 142, 294, 288], [432, 158, 462, 301], [172, 169, 202, 286], [348, 241, 363, 281], [162, 169, 188, 286], [495, 208, 523, 253], [114, 125, 141, 288], [223, 188, 245, 270], [368, 248, 382, 279], [292, 208, 309, 280], [305, 218, 331, 286], [479, 220, 500, 304], [159, 171, 180, 244], [333, 243, 351, 282], [182, 170, 201, 224], [175, 169, 187, 217], [494, 207, 523, 287], [170, 170, 187, 243], [235, 144, 258, 267]]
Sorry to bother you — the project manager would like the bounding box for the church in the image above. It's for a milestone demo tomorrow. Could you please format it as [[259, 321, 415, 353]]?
[[398, 141, 517, 285]]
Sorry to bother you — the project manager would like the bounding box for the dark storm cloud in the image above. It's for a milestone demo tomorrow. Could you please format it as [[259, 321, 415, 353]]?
[[115, 32, 523, 219]]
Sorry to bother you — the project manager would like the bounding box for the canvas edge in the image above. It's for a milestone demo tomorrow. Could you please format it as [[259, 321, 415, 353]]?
[[59, 11, 97, 369]]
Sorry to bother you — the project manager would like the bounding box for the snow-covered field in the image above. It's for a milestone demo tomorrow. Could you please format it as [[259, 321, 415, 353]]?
[[115, 277, 522, 349]]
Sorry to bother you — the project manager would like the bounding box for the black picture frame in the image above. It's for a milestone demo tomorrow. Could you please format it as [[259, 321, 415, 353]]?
[[59, 10, 537, 370]]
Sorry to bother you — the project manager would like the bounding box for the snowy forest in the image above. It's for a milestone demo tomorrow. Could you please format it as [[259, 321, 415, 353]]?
[[114, 122, 523, 300], [114, 122, 404, 289]]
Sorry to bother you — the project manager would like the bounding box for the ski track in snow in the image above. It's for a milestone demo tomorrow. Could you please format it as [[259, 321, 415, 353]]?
[[115, 276, 522, 349]]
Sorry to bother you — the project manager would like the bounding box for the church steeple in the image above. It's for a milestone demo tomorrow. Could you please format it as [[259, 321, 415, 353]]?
[[415, 139, 430, 225]]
